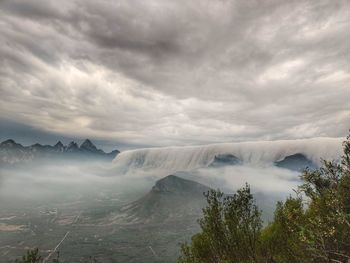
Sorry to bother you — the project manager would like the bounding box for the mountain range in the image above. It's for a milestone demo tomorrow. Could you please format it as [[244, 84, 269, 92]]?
[[0, 139, 120, 165], [1, 137, 322, 172]]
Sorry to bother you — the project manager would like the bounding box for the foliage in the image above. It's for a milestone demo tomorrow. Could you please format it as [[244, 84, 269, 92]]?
[[179, 184, 262, 263], [15, 249, 99, 263], [179, 134, 350, 263], [15, 248, 43, 263]]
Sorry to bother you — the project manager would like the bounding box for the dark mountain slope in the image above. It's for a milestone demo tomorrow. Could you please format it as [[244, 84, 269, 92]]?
[[118, 175, 210, 224], [275, 153, 316, 171], [209, 153, 241, 167]]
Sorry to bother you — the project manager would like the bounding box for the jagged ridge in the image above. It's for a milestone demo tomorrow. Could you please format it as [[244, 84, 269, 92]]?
[[0, 139, 120, 165]]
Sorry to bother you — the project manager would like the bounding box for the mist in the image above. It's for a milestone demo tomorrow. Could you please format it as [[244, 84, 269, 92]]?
[[0, 160, 153, 211], [108, 159, 303, 222], [0, 158, 301, 202], [113, 137, 342, 172], [0, 156, 311, 260]]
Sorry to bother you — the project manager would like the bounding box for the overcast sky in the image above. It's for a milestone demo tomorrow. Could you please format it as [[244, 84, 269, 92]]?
[[0, 0, 349, 149]]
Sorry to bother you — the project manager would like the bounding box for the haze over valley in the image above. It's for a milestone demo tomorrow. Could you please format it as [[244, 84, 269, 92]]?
[[0, 137, 345, 261]]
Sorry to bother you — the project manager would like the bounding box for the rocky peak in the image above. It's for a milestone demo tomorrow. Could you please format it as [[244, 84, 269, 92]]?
[[275, 153, 316, 171], [79, 139, 106, 155], [120, 175, 210, 224], [0, 139, 23, 149], [54, 141, 64, 148], [0, 138, 120, 164], [107, 149, 120, 158], [152, 175, 210, 195], [80, 139, 97, 150], [53, 141, 64, 152], [67, 141, 79, 151], [210, 154, 241, 167]]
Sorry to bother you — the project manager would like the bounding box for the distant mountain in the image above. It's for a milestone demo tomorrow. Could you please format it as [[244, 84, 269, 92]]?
[[80, 139, 104, 155], [53, 141, 65, 152], [0, 139, 120, 165], [209, 154, 241, 167], [275, 153, 316, 171], [0, 139, 34, 165], [210, 152, 317, 171], [115, 175, 210, 224], [106, 149, 121, 159], [113, 138, 341, 173], [66, 141, 80, 152]]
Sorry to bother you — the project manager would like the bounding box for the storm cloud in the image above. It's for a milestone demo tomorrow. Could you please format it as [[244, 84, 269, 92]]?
[[0, 0, 349, 147]]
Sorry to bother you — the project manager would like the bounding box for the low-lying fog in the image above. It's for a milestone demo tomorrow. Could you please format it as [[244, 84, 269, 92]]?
[[0, 160, 300, 217], [0, 159, 302, 261], [0, 161, 152, 208]]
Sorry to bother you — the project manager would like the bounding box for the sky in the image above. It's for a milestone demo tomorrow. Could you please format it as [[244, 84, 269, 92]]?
[[0, 0, 350, 150]]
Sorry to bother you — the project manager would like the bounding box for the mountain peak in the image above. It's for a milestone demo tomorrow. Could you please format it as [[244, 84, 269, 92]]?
[[119, 175, 210, 224], [79, 139, 104, 155], [54, 141, 64, 147], [152, 175, 210, 195], [53, 141, 64, 152], [275, 153, 316, 171], [67, 141, 79, 150], [210, 154, 241, 167], [80, 139, 97, 149], [0, 139, 23, 148], [1, 139, 16, 145]]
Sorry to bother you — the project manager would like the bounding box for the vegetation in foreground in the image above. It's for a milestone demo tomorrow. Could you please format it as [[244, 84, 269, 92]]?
[[178, 134, 350, 263], [15, 249, 98, 263]]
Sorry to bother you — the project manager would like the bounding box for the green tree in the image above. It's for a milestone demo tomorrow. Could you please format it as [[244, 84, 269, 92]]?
[[179, 184, 262, 263], [296, 137, 350, 262], [260, 197, 311, 262], [16, 249, 100, 263], [179, 133, 350, 263], [15, 248, 43, 263]]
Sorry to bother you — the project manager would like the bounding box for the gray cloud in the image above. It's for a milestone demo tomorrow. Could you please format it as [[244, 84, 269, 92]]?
[[0, 0, 349, 147]]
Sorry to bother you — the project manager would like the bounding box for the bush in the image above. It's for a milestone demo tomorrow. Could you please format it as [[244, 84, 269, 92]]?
[[179, 134, 350, 263]]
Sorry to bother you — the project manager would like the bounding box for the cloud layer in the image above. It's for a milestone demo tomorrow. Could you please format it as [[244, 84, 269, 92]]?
[[1, 0, 349, 147]]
